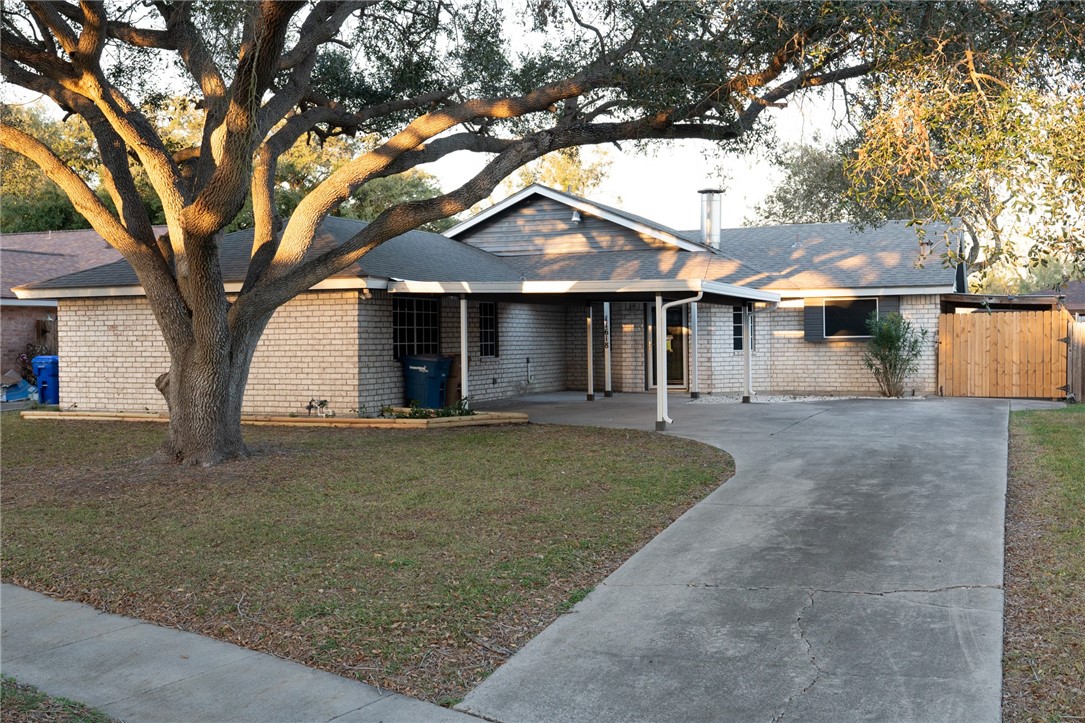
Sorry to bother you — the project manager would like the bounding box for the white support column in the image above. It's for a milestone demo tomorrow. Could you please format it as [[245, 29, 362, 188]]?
[[655, 293, 666, 430], [586, 303, 595, 401], [689, 301, 700, 399], [603, 302, 613, 397], [742, 303, 753, 403], [460, 295, 469, 407]]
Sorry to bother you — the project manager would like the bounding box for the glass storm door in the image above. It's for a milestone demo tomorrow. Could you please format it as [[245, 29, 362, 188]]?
[[647, 304, 688, 389]]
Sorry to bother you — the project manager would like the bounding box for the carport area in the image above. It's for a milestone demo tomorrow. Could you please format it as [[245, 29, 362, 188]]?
[[465, 394, 1011, 722]]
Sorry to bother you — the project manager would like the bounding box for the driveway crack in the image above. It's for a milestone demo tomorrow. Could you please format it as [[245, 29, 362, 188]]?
[[770, 589, 823, 723]]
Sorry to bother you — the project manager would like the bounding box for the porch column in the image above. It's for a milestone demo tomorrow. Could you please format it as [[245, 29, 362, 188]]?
[[603, 302, 613, 397], [742, 303, 753, 403], [586, 303, 594, 401], [460, 295, 469, 407], [655, 293, 666, 430], [689, 302, 700, 398]]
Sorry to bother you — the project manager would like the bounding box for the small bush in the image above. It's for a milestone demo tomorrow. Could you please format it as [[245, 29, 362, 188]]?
[[862, 311, 929, 397]]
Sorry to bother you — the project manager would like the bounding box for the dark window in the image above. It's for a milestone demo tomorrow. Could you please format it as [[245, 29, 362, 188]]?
[[479, 301, 499, 357], [392, 297, 440, 357], [823, 298, 878, 338], [733, 303, 756, 351]]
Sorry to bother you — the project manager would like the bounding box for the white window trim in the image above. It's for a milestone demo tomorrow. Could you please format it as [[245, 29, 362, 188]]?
[[732, 303, 757, 353], [822, 297, 879, 339], [478, 300, 499, 358]]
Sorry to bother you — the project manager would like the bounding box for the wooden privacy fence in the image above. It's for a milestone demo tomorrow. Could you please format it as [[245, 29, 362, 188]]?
[[1068, 319, 1085, 402], [938, 309, 1074, 399]]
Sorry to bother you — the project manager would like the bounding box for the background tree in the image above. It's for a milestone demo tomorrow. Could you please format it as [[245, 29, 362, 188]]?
[[500, 146, 612, 198], [2, 1, 1082, 464], [0, 104, 98, 231]]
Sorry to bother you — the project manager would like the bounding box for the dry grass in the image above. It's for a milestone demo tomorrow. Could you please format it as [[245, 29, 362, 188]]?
[[1003, 405, 1085, 722], [0, 676, 115, 723], [0, 414, 731, 704]]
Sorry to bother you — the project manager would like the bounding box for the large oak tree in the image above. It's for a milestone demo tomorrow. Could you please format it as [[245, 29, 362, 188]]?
[[2, 1, 1081, 464]]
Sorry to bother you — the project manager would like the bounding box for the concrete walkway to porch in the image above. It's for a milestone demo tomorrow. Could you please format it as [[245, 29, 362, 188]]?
[[465, 392, 1015, 722]]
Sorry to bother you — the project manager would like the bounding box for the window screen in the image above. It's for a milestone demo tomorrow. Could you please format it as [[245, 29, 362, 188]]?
[[823, 298, 878, 338], [392, 297, 440, 357], [479, 301, 499, 357]]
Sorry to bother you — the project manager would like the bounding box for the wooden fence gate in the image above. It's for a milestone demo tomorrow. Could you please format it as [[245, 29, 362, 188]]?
[[1068, 319, 1085, 402], [938, 309, 1074, 399]]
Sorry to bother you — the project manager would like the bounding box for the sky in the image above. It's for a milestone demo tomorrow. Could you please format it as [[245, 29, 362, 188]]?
[[425, 91, 844, 232]]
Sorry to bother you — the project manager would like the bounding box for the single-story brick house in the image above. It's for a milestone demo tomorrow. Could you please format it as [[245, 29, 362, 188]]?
[[14, 185, 961, 427]]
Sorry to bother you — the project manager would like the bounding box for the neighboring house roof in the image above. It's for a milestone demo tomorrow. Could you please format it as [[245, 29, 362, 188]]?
[[16, 216, 521, 295], [0, 228, 134, 300], [1025, 278, 1085, 313]]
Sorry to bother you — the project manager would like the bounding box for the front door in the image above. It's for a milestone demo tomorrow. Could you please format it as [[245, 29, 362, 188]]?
[[647, 304, 688, 389]]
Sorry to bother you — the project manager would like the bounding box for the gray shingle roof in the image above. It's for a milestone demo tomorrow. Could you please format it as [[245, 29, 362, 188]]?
[[17, 217, 522, 292], [504, 250, 798, 290], [677, 220, 958, 290]]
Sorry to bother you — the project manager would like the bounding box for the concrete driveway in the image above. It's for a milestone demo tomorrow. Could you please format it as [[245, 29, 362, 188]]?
[[462, 394, 1010, 722]]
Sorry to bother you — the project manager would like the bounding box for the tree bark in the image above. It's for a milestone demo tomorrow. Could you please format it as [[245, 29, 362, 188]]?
[[154, 318, 267, 466]]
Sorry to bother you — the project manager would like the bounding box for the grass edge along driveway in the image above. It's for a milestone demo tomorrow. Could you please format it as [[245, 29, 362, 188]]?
[[1003, 405, 1085, 722], [0, 415, 732, 704]]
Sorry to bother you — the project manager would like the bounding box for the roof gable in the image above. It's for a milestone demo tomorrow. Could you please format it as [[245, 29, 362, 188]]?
[[447, 184, 708, 254]]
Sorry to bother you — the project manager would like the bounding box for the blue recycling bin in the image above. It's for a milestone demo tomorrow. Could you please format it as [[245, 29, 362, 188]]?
[[32, 355, 60, 404], [402, 355, 452, 408]]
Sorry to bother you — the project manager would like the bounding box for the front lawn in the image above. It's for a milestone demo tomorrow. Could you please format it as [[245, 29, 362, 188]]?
[[1003, 405, 1085, 721], [0, 676, 115, 723], [0, 414, 731, 703]]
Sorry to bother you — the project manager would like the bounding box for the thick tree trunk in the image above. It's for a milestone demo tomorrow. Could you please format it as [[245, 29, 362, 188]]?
[[155, 321, 267, 466]]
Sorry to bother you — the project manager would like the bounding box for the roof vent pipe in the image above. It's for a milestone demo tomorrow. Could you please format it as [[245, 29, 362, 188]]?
[[699, 189, 722, 250]]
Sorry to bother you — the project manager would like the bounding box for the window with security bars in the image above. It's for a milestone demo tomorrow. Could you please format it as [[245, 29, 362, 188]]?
[[479, 301, 499, 357], [392, 297, 440, 358], [732, 304, 756, 351]]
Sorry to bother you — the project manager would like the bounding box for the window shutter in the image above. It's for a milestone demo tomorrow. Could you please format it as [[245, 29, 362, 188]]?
[[880, 296, 900, 316], [804, 301, 825, 342]]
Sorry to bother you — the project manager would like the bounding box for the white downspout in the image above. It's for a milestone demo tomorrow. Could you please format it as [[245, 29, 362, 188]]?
[[460, 295, 469, 407], [689, 301, 700, 399], [656, 291, 703, 431], [742, 302, 753, 403], [586, 303, 594, 401], [603, 301, 613, 397]]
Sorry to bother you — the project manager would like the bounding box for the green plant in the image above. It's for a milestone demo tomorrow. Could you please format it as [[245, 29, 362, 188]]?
[[434, 397, 475, 418], [862, 312, 929, 397]]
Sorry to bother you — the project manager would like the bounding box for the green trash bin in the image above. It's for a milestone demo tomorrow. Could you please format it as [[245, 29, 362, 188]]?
[[401, 355, 452, 408]]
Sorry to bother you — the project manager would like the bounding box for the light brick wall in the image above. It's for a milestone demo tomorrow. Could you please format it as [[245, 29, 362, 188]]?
[[691, 295, 940, 396], [439, 297, 566, 403], [58, 297, 171, 412], [59, 292, 364, 415], [249, 291, 362, 416], [56, 291, 943, 412]]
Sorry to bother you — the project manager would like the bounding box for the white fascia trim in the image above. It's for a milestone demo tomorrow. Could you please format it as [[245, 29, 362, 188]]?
[[13, 276, 387, 300], [389, 278, 781, 303], [444, 184, 706, 253], [778, 285, 954, 299], [1, 298, 58, 307]]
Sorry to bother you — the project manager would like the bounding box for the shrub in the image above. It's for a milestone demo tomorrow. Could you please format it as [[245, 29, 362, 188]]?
[[863, 311, 929, 397]]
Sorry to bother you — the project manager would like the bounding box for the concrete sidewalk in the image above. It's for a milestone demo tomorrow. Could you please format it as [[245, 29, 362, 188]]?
[[463, 395, 1012, 722], [0, 584, 475, 723]]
